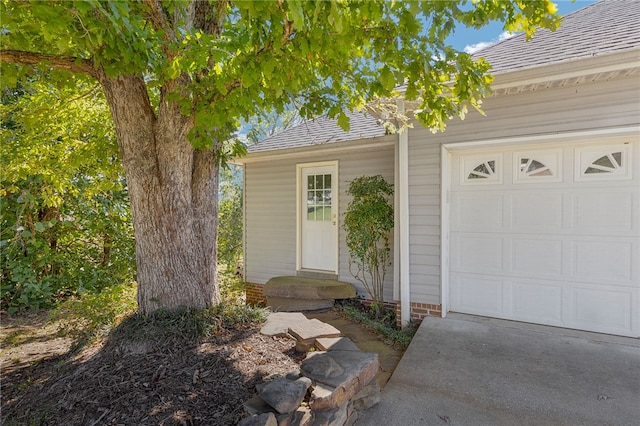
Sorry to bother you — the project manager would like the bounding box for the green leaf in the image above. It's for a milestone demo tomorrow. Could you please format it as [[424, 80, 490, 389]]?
[[336, 112, 350, 131], [288, 1, 305, 26]]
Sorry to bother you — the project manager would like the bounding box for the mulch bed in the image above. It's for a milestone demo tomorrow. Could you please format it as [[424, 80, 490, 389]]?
[[1, 323, 305, 425]]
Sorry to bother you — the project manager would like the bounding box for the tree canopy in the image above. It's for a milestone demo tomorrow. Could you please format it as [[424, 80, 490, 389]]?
[[2, 1, 559, 139], [1, 78, 134, 311], [0, 0, 560, 313]]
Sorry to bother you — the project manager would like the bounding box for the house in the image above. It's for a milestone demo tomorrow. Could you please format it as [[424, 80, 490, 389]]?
[[235, 0, 640, 337]]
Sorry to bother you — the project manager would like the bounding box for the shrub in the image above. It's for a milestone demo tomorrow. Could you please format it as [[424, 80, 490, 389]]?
[[343, 175, 394, 315]]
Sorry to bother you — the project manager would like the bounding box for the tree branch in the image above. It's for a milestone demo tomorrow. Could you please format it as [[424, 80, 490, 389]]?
[[142, 0, 176, 50], [191, 0, 229, 35], [0, 50, 97, 79]]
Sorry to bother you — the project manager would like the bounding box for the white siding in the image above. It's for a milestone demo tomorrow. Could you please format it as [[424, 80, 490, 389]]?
[[407, 75, 640, 305], [244, 142, 396, 302], [337, 147, 395, 302], [434, 77, 639, 145], [407, 132, 441, 305], [245, 160, 297, 284]]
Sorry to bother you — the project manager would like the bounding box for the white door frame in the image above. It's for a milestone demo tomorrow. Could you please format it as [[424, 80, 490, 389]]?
[[439, 126, 640, 320], [296, 161, 339, 273]]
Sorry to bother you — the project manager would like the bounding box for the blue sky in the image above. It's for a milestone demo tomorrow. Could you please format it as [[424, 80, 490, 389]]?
[[446, 0, 597, 53]]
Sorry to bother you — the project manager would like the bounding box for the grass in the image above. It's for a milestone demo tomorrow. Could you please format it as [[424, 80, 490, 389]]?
[[46, 272, 267, 349], [109, 302, 269, 343], [50, 281, 138, 347], [336, 300, 418, 349]]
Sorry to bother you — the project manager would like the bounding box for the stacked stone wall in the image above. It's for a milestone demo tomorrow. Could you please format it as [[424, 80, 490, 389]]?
[[239, 313, 380, 426]]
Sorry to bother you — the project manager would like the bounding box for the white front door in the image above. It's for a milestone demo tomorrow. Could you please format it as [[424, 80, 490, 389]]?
[[299, 163, 338, 272]]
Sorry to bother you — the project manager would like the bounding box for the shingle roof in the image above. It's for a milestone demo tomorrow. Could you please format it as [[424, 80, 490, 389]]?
[[247, 109, 386, 153], [473, 0, 640, 74], [248, 0, 639, 155]]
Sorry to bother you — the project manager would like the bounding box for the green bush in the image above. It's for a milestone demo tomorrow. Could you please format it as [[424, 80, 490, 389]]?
[[343, 175, 394, 314], [1, 79, 135, 312], [217, 165, 244, 273], [337, 301, 417, 349]]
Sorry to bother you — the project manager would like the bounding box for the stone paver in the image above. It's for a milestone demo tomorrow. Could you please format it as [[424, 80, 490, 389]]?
[[260, 312, 307, 336], [288, 318, 341, 341], [315, 337, 361, 352]]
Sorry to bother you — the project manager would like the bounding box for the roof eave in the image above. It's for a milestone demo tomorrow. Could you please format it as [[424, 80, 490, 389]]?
[[489, 48, 640, 90], [232, 134, 397, 165]]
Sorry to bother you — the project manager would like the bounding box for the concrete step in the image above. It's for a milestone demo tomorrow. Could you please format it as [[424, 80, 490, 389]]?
[[263, 276, 356, 300]]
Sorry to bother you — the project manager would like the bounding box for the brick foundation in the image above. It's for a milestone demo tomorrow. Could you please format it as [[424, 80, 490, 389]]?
[[357, 299, 442, 326], [245, 282, 267, 306], [358, 299, 398, 312], [395, 302, 442, 327]]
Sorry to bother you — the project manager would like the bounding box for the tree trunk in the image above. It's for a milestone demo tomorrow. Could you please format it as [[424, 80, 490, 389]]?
[[98, 72, 220, 314]]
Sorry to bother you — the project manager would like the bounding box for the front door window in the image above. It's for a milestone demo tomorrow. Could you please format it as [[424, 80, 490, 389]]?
[[307, 174, 332, 221]]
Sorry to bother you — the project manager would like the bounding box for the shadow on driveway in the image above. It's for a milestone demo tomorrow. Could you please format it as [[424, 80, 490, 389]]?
[[356, 314, 640, 425]]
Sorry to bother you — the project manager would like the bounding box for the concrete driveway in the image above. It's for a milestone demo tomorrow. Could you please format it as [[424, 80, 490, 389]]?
[[356, 314, 640, 425]]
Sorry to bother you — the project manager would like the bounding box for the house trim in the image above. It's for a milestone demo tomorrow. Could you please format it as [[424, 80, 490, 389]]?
[[235, 136, 397, 164], [440, 145, 451, 318], [442, 126, 640, 152], [398, 101, 411, 327], [490, 49, 640, 91], [393, 134, 400, 301]]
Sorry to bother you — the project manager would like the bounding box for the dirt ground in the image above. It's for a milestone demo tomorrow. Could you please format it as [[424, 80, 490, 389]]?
[[0, 311, 305, 425]]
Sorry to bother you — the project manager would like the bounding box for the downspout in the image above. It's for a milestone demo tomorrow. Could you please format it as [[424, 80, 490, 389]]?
[[398, 100, 411, 327]]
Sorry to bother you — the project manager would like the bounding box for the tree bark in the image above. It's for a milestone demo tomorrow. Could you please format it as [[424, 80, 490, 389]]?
[[97, 71, 220, 314]]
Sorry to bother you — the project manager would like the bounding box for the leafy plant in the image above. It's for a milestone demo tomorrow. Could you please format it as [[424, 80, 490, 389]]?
[[337, 301, 417, 349], [217, 165, 244, 273], [343, 175, 394, 314], [1, 78, 135, 312]]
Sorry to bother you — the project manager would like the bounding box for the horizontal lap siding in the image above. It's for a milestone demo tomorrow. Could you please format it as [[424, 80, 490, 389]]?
[[436, 77, 640, 145], [337, 146, 395, 302], [245, 160, 297, 284], [408, 130, 441, 305], [244, 141, 396, 303], [406, 75, 640, 306]]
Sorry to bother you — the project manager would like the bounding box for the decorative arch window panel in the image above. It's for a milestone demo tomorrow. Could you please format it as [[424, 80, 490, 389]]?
[[575, 144, 632, 181], [462, 154, 503, 185], [513, 150, 562, 183]]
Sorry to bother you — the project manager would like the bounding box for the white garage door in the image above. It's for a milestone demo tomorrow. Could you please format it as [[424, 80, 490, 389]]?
[[450, 139, 640, 337]]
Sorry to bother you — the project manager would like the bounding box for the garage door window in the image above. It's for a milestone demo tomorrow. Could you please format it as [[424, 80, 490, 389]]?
[[514, 150, 562, 183], [576, 144, 631, 181], [462, 155, 502, 185]]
